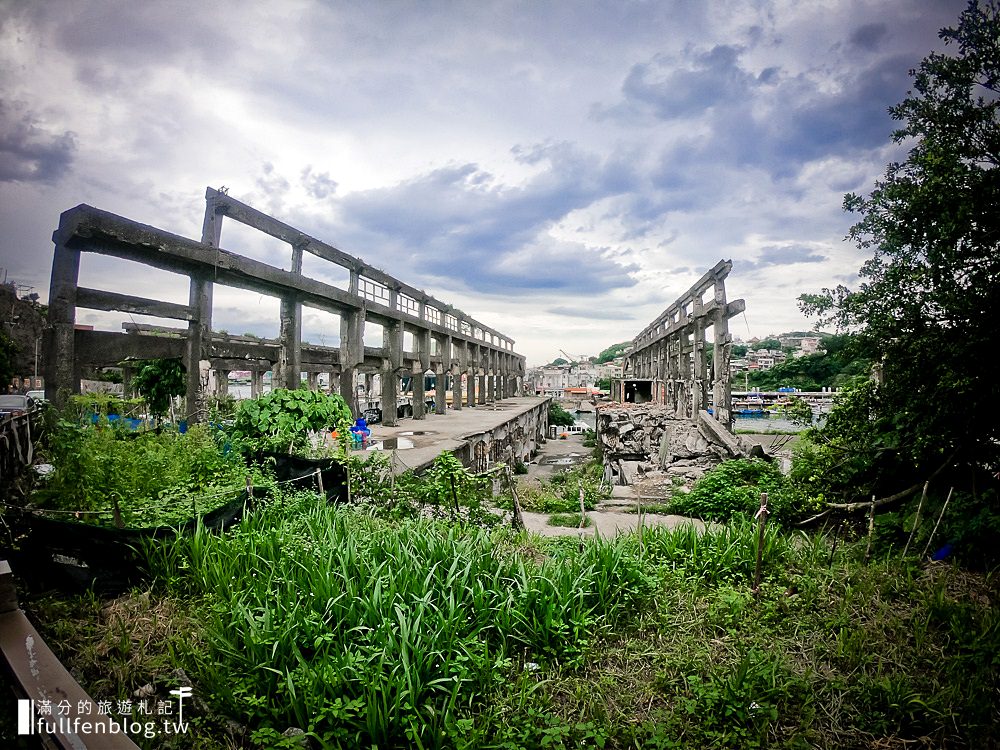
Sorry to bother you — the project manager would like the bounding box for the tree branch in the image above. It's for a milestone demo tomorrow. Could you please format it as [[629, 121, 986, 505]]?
[[823, 451, 956, 512]]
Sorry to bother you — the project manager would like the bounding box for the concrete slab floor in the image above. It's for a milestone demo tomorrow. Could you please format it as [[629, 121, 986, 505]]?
[[360, 396, 547, 473]]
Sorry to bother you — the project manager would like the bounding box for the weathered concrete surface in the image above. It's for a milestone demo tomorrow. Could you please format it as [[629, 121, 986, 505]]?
[[45, 190, 526, 419], [515, 431, 709, 539], [362, 396, 548, 474], [521, 510, 708, 538]]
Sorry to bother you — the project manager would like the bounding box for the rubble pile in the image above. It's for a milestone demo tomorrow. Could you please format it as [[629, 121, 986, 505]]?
[[596, 403, 730, 489]]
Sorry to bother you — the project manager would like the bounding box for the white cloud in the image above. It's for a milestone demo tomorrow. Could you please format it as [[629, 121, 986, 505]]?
[[0, 0, 970, 365]]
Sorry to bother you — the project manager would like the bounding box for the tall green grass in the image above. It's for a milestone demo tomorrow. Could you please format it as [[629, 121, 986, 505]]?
[[147, 490, 792, 747]]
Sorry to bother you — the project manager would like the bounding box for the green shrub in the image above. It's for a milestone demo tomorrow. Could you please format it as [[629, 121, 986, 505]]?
[[669, 459, 811, 523], [32, 421, 262, 526], [231, 388, 353, 453]]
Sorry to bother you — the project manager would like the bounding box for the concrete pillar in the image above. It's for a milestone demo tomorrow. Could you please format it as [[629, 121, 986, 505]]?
[[276, 293, 302, 390], [477, 370, 486, 406], [411, 364, 425, 419], [435, 365, 447, 414], [381, 319, 403, 426], [330, 369, 341, 396], [465, 344, 476, 408], [45, 241, 81, 406], [184, 195, 222, 422], [250, 369, 264, 398], [215, 370, 230, 396], [712, 278, 732, 426], [122, 366, 133, 400], [413, 329, 430, 420], [307, 371, 319, 391], [451, 339, 463, 411], [339, 306, 365, 417]]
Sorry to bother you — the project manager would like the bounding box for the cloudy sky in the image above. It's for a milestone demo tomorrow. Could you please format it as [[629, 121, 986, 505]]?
[[0, 0, 968, 366]]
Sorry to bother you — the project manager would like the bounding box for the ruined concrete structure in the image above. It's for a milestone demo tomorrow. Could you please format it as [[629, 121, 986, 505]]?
[[602, 260, 754, 487], [44, 188, 525, 424], [620, 259, 744, 426]]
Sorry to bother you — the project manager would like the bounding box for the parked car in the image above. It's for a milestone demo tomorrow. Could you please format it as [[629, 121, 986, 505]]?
[[0, 394, 30, 418], [26, 389, 47, 404]]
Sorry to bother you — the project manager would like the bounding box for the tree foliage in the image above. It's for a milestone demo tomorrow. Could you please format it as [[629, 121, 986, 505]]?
[[747, 334, 869, 391], [0, 331, 17, 390], [798, 2, 1000, 487], [548, 401, 576, 427], [595, 341, 631, 363], [132, 358, 186, 419]]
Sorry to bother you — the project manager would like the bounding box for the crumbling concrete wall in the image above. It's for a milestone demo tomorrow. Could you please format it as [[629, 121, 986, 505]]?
[[597, 402, 762, 492]]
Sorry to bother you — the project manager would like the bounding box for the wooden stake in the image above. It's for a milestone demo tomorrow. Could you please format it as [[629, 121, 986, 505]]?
[[506, 466, 525, 531], [578, 484, 587, 550], [752, 491, 769, 595], [864, 494, 876, 563], [111, 493, 124, 529], [315, 467, 325, 497], [449, 474, 460, 519], [902, 481, 929, 558], [636, 483, 643, 558], [922, 486, 954, 560]]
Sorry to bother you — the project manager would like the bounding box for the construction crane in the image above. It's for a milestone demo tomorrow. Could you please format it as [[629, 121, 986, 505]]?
[[559, 349, 585, 364]]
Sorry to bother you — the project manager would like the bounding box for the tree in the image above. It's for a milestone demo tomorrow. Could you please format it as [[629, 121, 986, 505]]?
[[751, 337, 782, 351], [548, 402, 575, 427], [595, 341, 630, 363], [797, 3, 1000, 552], [550, 357, 568, 366], [132, 358, 186, 421], [0, 331, 17, 390]]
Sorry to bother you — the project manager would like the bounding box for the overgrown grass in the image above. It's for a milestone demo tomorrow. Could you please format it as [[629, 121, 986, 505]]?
[[18, 485, 998, 749], [146, 490, 661, 747], [547, 512, 591, 528], [31, 421, 263, 526]]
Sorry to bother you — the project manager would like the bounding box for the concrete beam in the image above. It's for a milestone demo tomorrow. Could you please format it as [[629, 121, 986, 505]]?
[[76, 287, 194, 321], [75, 330, 185, 365]]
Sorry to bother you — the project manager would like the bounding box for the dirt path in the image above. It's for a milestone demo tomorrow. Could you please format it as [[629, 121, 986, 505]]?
[[518, 434, 707, 538]]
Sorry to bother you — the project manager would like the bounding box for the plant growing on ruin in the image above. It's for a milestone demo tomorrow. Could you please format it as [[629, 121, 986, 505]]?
[[548, 402, 575, 427], [131, 358, 186, 421], [231, 388, 353, 453]]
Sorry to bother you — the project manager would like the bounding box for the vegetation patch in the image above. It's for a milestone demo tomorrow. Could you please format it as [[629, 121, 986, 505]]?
[[547, 512, 591, 528]]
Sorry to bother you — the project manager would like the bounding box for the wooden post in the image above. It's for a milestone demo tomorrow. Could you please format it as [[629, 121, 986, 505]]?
[[112, 494, 124, 529], [922, 486, 954, 559], [902, 481, 929, 558], [752, 491, 769, 595], [506, 465, 525, 531], [315, 467, 325, 496], [864, 494, 876, 562]]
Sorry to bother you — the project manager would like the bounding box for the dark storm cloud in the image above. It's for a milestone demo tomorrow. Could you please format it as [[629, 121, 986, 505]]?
[[324, 144, 641, 296], [849, 23, 889, 52], [605, 44, 911, 185], [738, 246, 828, 271], [616, 45, 759, 120], [547, 306, 636, 321], [0, 101, 76, 183]]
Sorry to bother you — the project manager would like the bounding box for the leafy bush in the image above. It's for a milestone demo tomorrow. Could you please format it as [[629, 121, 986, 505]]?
[[548, 512, 591, 527], [548, 402, 575, 427], [670, 459, 811, 524], [132, 358, 186, 420], [231, 388, 353, 453], [32, 421, 260, 526]]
